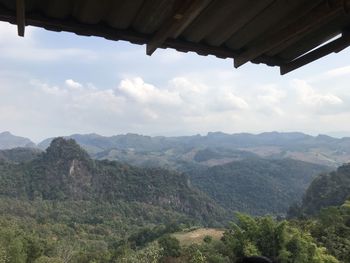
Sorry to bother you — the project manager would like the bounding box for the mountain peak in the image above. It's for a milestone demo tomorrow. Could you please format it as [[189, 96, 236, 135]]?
[[45, 137, 91, 162], [0, 131, 35, 149]]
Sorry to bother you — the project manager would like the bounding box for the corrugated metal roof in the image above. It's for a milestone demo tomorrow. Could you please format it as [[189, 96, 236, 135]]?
[[0, 0, 350, 74]]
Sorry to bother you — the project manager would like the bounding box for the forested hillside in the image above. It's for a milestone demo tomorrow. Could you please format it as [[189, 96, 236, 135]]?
[[0, 137, 348, 262], [302, 164, 350, 215], [0, 147, 41, 163], [154, 167, 350, 263], [0, 138, 226, 223], [187, 158, 330, 215], [284, 163, 350, 262], [0, 138, 231, 262], [288, 163, 350, 216]]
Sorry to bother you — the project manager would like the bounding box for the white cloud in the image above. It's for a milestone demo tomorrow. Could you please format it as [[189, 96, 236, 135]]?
[[1, 71, 350, 141], [117, 77, 182, 106], [0, 74, 254, 140], [65, 79, 83, 90], [168, 76, 249, 113], [1, 15, 350, 142], [293, 79, 343, 108], [1, 19, 350, 140], [326, 65, 350, 78], [209, 89, 249, 111], [34, 80, 68, 96], [254, 84, 286, 116], [257, 84, 286, 104]]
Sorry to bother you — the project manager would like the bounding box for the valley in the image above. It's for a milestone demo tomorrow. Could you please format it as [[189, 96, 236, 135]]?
[[0, 132, 349, 262]]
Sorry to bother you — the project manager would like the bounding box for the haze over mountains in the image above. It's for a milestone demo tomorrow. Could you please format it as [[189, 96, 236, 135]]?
[[2, 130, 350, 167], [0, 131, 35, 149], [1, 130, 342, 216]]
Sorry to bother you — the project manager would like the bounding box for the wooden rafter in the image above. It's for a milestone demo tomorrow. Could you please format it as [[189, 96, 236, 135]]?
[[164, 38, 237, 58], [0, 0, 349, 75], [0, 3, 237, 60], [207, 0, 274, 47], [280, 31, 350, 75], [252, 55, 284, 67], [146, 0, 211, 55], [234, 0, 350, 68], [16, 0, 25, 36]]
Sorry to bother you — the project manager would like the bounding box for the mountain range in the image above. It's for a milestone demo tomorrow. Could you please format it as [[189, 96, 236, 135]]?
[[0, 137, 226, 225], [0, 131, 35, 149], [0, 131, 336, 216], [1, 131, 349, 167], [1, 132, 349, 262]]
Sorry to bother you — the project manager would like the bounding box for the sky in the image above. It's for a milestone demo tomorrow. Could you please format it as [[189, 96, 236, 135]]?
[[1, 22, 350, 142]]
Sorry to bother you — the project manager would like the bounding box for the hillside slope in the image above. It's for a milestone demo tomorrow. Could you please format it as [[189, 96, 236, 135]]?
[[299, 163, 350, 215], [0, 147, 41, 163], [0, 138, 226, 224], [187, 158, 330, 215]]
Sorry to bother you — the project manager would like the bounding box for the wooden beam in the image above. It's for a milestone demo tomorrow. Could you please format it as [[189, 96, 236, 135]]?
[[146, 0, 211, 55], [251, 55, 284, 67], [207, 0, 274, 47], [280, 31, 350, 75], [16, 0, 25, 36], [254, 0, 324, 56], [224, 0, 307, 49], [0, 3, 237, 60], [234, 0, 350, 68], [164, 38, 237, 59]]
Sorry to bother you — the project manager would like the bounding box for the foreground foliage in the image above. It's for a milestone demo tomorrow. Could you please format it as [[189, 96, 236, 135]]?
[[0, 209, 344, 263], [0, 138, 349, 262]]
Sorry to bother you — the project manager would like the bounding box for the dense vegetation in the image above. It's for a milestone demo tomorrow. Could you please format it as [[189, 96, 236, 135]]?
[[0, 148, 41, 163], [0, 197, 193, 263], [166, 212, 341, 263], [0, 138, 226, 224], [287, 163, 350, 262], [0, 201, 345, 263], [307, 200, 350, 262], [297, 164, 350, 215], [0, 136, 349, 262], [187, 158, 329, 215], [0, 138, 227, 262]]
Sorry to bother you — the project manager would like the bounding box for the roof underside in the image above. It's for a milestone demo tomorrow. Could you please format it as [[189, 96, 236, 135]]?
[[1, 0, 350, 74]]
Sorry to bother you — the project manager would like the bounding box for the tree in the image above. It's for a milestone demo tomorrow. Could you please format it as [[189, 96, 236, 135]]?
[[158, 235, 181, 258], [189, 249, 206, 263], [222, 213, 338, 263]]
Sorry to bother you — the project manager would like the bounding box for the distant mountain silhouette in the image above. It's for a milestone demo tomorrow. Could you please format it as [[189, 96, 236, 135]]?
[[36, 131, 350, 167], [0, 131, 35, 149]]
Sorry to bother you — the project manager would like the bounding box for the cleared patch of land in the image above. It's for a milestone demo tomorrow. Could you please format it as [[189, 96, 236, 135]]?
[[172, 228, 224, 246]]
